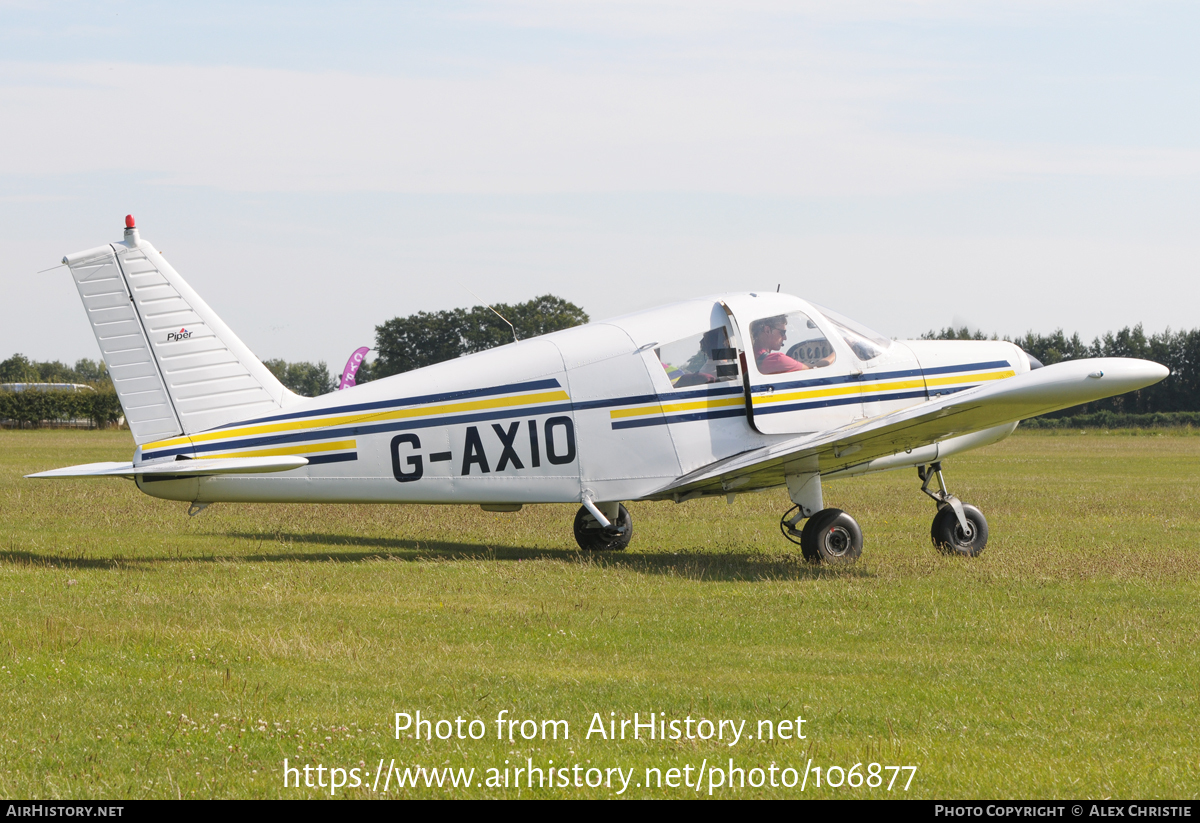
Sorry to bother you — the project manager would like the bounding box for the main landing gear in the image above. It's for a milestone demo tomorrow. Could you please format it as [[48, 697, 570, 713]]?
[[573, 500, 633, 552], [919, 462, 988, 557], [780, 469, 864, 563], [781, 505, 864, 563]]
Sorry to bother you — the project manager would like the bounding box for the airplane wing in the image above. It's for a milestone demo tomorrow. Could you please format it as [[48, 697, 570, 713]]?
[[650, 357, 1168, 500], [26, 456, 309, 479]]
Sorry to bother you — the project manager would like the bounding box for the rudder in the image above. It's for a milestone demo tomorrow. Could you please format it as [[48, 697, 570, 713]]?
[[63, 217, 299, 446]]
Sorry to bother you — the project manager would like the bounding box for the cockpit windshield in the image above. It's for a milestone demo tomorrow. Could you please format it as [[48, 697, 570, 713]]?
[[812, 304, 892, 362]]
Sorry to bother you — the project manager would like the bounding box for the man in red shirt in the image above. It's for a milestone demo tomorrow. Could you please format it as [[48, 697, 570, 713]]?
[[750, 315, 835, 375]]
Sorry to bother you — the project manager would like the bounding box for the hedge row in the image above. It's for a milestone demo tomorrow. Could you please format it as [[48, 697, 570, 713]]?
[[0, 387, 124, 428], [1022, 411, 1200, 429]]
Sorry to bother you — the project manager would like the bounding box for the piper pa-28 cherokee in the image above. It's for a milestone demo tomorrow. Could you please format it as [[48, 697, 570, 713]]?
[[30, 216, 1169, 562]]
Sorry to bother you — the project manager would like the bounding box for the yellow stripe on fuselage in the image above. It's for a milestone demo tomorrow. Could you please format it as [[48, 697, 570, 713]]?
[[609, 395, 745, 420], [753, 369, 1015, 406], [195, 440, 357, 460], [753, 378, 923, 406], [606, 368, 1016, 421], [923, 369, 1014, 389], [144, 390, 571, 452], [603, 367, 1018, 421]]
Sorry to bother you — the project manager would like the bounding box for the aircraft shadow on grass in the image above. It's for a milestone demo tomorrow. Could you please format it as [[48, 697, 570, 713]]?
[[2, 534, 866, 582]]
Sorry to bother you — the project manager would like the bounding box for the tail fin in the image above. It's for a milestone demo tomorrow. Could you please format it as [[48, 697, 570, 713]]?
[[62, 216, 299, 446]]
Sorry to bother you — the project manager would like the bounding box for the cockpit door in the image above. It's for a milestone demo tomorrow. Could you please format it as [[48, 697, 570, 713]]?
[[720, 293, 867, 435]]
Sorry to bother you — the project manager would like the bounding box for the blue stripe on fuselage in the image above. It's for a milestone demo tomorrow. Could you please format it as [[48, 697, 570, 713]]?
[[143, 402, 578, 459], [205, 378, 565, 432]]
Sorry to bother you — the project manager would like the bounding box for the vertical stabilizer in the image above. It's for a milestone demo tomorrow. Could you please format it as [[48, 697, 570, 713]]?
[[63, 216, 299, 446]]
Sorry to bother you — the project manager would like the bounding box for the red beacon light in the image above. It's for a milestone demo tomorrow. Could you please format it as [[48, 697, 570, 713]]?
[[125, 214, 136, 229]]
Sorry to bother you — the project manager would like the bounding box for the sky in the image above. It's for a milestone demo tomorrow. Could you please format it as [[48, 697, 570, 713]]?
[[3, 1, 1198, 372]]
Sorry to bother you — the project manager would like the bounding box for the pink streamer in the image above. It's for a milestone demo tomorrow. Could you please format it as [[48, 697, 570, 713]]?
[[338, 347, 370, 390]]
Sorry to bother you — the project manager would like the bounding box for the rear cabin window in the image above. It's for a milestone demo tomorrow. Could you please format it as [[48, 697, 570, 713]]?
[[655, 327, 740, 388]]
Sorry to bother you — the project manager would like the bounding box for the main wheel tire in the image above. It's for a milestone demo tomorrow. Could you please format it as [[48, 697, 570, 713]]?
[[800, 508, 863, 563], [931, 504, 988, 557], [573, 503, 633, 552], [799, 513, 821, 550]]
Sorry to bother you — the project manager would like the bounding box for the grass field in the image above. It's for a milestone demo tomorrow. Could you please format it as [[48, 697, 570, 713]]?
[[1, 427, 1198, 799]]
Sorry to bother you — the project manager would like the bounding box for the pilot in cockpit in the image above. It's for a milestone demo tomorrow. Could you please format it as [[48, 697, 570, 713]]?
[[750, 314, 836, 375]]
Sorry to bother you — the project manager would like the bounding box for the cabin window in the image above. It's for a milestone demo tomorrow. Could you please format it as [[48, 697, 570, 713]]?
[[812, 303, 892, 362], [655, 327, 740, 388], [748, 311, 836, 375]]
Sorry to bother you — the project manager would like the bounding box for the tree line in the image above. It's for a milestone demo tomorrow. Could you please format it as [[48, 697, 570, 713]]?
[[922, 325, 1200, 415], [7, 311, 1198, 428], [0, 353, 109, 386], [371, 295, 589, 378], [262, 295, 587, 393], [2, 295, 589, 426]]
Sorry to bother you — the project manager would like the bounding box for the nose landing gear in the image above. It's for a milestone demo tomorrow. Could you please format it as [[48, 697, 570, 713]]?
[[919, 462, 988, 557]]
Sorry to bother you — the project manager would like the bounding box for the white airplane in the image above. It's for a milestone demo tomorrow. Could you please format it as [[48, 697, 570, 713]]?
[[29, 216, 1169, 562]]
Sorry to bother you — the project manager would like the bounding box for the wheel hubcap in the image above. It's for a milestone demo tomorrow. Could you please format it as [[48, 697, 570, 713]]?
[[824, 526, 852, 556]]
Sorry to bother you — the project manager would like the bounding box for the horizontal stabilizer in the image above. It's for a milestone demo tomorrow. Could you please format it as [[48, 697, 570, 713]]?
[[26, 456, 309, 479]]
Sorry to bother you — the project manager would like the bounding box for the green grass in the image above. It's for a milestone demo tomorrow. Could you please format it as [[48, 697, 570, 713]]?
[[1, 428, 1198, 799]]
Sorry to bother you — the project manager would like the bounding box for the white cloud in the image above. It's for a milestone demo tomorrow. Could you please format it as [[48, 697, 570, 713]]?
[[2, 60, 1195, 197], [454, 0, 1117, 36], [4, 3, 1198, 370]]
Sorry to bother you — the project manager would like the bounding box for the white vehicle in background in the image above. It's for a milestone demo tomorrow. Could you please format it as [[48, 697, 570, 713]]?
[[2, 383, 95, 392], [29, 217, 1169, 562]]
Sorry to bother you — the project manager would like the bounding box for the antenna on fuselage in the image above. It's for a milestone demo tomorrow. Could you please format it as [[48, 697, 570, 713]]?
[[460, 284, 518, 343], [776, 283, 781, 292]]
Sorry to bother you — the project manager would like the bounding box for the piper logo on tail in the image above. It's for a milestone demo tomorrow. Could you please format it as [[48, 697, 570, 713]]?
[[166, 328, 193, 342]]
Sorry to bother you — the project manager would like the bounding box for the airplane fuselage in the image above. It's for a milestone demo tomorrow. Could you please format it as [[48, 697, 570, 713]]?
[[131, 293, 1029, 507]]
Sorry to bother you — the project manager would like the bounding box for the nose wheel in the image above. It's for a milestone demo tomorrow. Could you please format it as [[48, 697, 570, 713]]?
[[919, 462, 988, 557], [931, 503, 988, 556]]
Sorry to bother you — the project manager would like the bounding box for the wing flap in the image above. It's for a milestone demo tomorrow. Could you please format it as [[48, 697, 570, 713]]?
[[26, 456, 309, 479], [653, 357, 1168, 499]]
